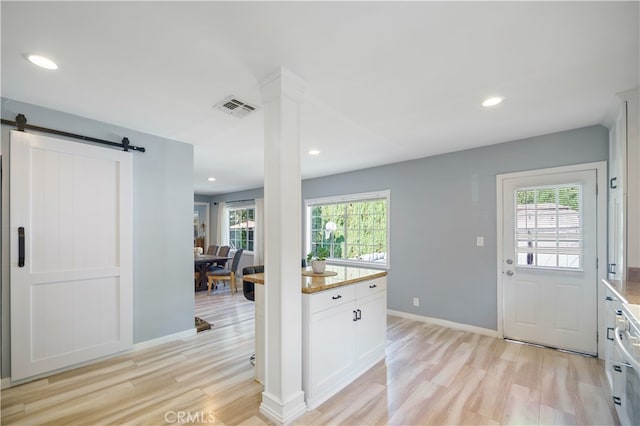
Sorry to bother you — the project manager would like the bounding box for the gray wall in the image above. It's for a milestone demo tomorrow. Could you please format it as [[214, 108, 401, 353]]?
[[1, 98, 194, 379], [214, 125, 608, 331]]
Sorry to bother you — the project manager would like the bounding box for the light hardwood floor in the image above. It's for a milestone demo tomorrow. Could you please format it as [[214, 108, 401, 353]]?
[[1, 285, 620, 425]]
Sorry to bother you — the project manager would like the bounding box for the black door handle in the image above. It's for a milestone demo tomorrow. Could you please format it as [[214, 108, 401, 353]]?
[[18, 227, 25, 267]]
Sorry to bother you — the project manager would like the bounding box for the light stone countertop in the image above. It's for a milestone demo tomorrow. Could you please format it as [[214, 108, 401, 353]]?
[[603, 278, 640, 327], [242, 264, 388, 294], [602, 278, 640, 305]]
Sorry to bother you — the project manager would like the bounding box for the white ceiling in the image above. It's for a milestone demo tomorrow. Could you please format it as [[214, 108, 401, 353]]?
[[2, 2, 638, 195]]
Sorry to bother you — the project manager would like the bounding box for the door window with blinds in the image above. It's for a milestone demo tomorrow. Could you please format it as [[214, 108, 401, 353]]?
[[515, 184, 583, 270]]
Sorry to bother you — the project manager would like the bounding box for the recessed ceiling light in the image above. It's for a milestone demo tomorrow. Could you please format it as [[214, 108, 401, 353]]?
[[207, 177, 216, 182], [26, 54, 58, 70], [309, 149, 320, 156], [482, 97, 503, 107]]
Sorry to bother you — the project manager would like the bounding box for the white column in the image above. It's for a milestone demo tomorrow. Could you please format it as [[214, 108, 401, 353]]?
[[259, 67, 307, 423]]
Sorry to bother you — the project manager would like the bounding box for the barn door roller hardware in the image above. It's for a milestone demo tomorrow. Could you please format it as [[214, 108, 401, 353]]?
[[1, 114, 146, 153]]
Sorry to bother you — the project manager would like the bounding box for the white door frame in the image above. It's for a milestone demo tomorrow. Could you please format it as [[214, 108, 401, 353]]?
[[496, 161, 607, 356]]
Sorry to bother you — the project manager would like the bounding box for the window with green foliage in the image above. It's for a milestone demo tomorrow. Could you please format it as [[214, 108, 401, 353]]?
[[305, 191, 389, 268], [228, 207, 255, 251]]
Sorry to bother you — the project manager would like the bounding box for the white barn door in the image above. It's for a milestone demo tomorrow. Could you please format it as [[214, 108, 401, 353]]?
[[10, 130, 133, 381]]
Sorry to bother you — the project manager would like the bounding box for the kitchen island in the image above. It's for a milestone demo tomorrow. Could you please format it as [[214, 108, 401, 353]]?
[[243, 264, 388, 409]]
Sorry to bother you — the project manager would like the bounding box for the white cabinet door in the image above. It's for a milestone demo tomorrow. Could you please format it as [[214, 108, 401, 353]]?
[[609, 192, 627, 280], [307, 301, 355, 399], [609, 102, 627, 194], [255, 284, 265, 384], [608, 102, 627, 280], [301, 276, 387, 409], [603, 286, 621, 391], [354, 291, 386, 366], [10, 131, 133, 381]]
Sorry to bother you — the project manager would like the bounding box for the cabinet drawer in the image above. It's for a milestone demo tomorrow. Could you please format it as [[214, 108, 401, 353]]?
[[308, 285, 355, 314], [355, 277, 386, 299]]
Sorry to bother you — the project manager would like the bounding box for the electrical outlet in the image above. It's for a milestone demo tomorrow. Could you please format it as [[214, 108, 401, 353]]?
[[413, 297, 420, 307], [476, 236, 484, 247]]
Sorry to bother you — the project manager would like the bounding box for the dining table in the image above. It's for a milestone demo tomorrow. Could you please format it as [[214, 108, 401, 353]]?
[[194, 255, 231, 290]]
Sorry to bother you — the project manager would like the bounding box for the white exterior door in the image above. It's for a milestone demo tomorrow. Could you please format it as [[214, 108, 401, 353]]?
[[10, 130, 133, 381], [500, 167, 598, 355]]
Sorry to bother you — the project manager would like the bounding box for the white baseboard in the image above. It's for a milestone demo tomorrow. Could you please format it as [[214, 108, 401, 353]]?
[[260, 390, 308, 425], [1, 327, 197, 389], [133, 327, 196, 351], [387, 309, 497, 337]]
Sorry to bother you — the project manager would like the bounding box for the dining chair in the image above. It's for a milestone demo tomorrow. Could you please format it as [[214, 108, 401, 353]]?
[[213, 245, 231, 268], [206, 249, 243, 295], [206, 245, 218, 255]]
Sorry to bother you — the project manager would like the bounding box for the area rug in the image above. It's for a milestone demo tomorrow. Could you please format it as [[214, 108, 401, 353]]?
[[195, 316, 212, 332]]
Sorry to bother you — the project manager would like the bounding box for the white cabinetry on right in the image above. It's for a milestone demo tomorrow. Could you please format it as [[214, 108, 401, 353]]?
[[607, 88, 639, 280], [302, 276, 387, 410], [353, 283, 387, 364], [603, 284, 624, 394], [608, 101, 627, 279]]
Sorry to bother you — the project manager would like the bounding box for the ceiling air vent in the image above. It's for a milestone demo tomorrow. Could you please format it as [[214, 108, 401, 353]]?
[[215, 96, 259, 118]]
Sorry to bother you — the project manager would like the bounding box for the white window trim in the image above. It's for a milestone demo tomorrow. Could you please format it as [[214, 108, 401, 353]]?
[[305, 190, 391, 270], [227, 204, 256, 254]]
